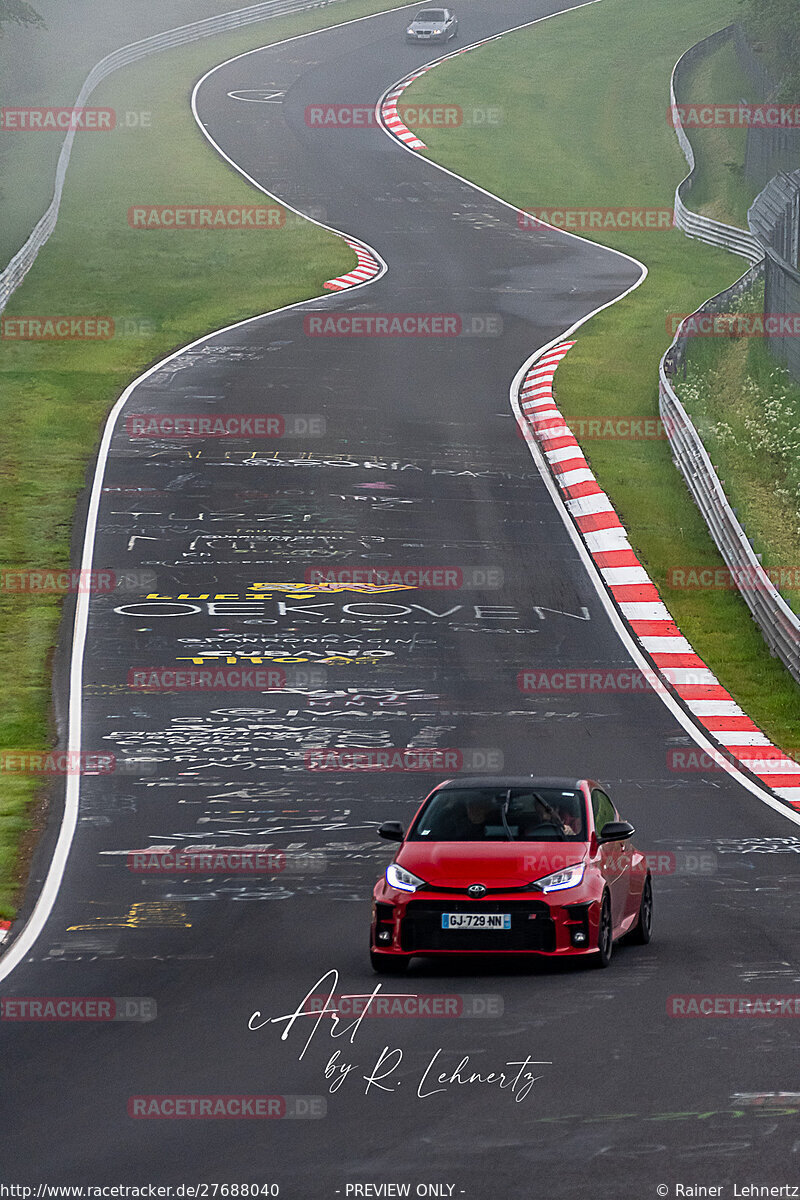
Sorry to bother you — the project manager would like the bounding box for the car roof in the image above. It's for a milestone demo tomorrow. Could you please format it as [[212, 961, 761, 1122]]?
[[432, 776, 592, 790]]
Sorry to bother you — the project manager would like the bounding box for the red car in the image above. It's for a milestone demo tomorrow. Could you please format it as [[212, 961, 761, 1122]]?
[[370, 776, 652, 973]]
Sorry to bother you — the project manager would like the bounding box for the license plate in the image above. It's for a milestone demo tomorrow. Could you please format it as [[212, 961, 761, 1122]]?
[[441, 913, 511, 930]]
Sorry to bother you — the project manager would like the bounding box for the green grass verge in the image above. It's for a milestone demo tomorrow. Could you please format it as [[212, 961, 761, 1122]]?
[[0, 0, 414, 918], [0, 0, 257, 263], [402, 0, 800, 749], [679, 34, 761, 226], [0, 0, 413, 264]]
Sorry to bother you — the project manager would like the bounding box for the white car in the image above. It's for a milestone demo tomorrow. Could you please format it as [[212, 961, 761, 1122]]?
[[406, 7, 458, 43]]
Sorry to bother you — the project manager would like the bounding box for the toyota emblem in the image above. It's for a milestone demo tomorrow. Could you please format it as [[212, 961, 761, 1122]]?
[[467, 884, 487, 899]]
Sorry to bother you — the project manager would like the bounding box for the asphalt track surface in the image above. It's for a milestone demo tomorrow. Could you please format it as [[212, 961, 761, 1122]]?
[[2, 1, 800, 1194]]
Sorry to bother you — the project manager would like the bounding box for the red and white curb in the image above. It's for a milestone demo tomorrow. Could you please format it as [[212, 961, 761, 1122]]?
[[323, 236, 382, 291], [378, 34, 503, 152], [0, 921, 10, 944], [380, 71, 432, 150], [520, 341, 800, 810], [379, 41, 491, 151]]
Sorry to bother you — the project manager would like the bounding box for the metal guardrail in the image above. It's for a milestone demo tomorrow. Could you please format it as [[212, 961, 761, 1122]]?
[[670, 26, 764, 265], [660, 296, 800, 683], [0, 0, 346, 313], [661, 34, 800, 684], [749, 170, 800, 382]]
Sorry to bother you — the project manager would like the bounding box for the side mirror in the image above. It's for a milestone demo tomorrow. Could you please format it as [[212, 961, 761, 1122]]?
[[597, 820, 635, 845], [378, 821, 405, 842]]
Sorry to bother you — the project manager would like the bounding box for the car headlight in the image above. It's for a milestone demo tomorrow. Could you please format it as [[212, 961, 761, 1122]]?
[[531, 863, 586, 892], [432, 28, 441, 33], [386, 862, 427, 893]]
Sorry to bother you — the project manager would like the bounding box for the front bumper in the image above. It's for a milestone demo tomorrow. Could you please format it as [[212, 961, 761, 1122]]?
[[406, 30, 447, 41], [371, 885, 601, 959]]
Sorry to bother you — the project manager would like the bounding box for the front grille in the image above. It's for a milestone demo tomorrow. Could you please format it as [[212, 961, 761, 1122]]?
[[419, 883, 539, 896], [401, 899, 555, 952]]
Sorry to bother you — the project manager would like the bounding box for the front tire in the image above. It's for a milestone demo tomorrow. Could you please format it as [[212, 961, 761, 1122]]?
[[370, 949, 408, 975], [629, 875, 653, 945], [593, 893, 613, 968]]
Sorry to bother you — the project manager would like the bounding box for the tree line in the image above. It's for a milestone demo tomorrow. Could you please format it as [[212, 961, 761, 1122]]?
[[0, 1, 44, 33], [743, 0, 800, 99]]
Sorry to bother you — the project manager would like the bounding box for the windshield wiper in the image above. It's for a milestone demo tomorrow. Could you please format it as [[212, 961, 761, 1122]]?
[[531, 790, 568, 839], [500, 788, 514, 841]]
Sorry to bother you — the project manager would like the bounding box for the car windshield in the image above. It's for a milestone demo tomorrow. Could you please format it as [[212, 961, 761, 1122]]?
[[416, 10, 446, 20], [408, 787, 588, 842]]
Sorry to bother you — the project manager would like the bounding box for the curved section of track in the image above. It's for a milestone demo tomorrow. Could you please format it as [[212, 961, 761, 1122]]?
[[2, 2, 800, 1194]]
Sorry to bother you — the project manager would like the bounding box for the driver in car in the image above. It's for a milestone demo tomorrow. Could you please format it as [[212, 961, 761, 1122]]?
[[514, 795, 574, 839], [555, 803, 581, 836], [426, 792, 496, 839]]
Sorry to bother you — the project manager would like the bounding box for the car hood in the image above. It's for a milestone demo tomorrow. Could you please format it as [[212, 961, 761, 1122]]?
[[410, 19, 445, 28], [395, 841, 588, 888]]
